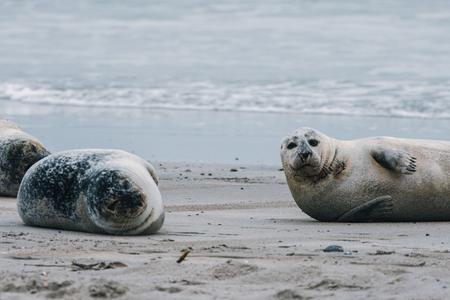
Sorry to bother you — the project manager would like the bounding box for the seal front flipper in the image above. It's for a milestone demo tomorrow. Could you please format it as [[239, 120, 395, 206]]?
[[337, 195, 393, 222], [370, 147, 417, 174]]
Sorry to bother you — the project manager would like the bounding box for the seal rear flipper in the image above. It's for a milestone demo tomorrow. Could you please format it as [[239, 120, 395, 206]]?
[[370, 147, 417, 174], [337, 195, 393, 222]]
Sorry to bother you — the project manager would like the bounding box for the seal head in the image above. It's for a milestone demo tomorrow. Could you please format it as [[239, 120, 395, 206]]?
[[281, 127, 337, 182], [85, 166, 164, 235]]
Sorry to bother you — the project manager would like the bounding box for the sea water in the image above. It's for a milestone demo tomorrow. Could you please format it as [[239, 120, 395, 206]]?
[[1, 1, 449, 164]]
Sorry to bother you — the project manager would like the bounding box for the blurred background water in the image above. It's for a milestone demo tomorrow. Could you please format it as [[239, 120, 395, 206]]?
[[1, 0, 449, 164]]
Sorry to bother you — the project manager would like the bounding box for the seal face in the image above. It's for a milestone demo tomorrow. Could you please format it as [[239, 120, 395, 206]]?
[[17, 149, 164, 235], [0, 120, 50, 197], [281, 127, 450, 222], [281, 128, 344, 182]]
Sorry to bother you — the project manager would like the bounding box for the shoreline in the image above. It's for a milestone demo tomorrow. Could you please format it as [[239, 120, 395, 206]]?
[[1, 161, 450, 299], [2, 102, 450, 165]]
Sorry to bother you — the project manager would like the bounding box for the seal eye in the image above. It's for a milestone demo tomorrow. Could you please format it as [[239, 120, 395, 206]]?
[[308, 139, 319, 147], [287, 142, 298, 150]]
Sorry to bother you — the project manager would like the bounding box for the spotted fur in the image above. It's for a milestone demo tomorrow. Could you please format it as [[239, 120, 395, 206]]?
[[17, 149, 164, 235]]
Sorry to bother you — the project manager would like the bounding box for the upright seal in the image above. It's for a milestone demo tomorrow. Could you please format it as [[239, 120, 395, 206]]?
[[17, 149, 164, 235], [280, 127, 450, 222], [0, 119, 49, 197]]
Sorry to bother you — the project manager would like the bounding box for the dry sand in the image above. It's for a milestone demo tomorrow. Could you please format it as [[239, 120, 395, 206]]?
[[1, 162, 450, 299]]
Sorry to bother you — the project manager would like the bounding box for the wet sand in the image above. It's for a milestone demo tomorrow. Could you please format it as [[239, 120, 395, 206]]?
[[1, 162, 450, 299], [3, 102, 450, 165]]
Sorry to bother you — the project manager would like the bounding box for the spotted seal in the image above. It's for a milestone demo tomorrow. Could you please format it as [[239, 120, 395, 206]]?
[[0, 119, 49, 197], [17, 149, 164, 235], [280, 127, 450, 222]]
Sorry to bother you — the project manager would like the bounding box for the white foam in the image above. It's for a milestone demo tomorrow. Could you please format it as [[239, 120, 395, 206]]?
[[1, 80, 450, 119]]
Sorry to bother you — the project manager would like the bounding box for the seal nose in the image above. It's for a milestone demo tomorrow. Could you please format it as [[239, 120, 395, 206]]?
[[299, 151, 312, 161], [106, 196, 147, 218]]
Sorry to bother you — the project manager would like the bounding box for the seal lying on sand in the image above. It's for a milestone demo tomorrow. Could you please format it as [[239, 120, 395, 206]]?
[[17, 149, 164, 235], [0, 120, 49, 197], [280, 127, 450, 222]]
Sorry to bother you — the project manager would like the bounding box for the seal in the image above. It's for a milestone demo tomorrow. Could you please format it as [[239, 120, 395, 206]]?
[[17, 149, 164, 235], [0, 119, 50, 197], [280, 127, 450, 222]]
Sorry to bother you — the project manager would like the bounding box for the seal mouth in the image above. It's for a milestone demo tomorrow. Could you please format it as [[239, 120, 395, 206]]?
[[289, 162, 323, 180], [289, 162, 319, 173], [290, 163, 312, 170]]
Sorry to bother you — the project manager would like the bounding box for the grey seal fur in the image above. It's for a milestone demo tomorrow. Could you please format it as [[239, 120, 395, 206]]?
[[0, 120, 49, 197], [280, 127, 450, 222], [17, 149, 164, 235]]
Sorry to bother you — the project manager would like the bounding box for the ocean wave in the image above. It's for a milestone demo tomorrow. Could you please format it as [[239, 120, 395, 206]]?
[[1, 81, 450, 119]]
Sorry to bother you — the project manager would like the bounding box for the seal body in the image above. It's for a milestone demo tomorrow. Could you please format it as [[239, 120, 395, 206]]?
[[17, 149, 164, 235], [280, 127, 450, 222], [0, 120, 49, 197]]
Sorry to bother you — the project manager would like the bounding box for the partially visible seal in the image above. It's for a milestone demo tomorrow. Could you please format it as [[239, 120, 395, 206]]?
[[17, 149, 164, 235], [280, 127, 450, 222], [0, 119, 49, 197]]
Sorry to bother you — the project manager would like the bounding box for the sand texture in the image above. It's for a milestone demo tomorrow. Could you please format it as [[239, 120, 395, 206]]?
[[1, 162, 450, 299]]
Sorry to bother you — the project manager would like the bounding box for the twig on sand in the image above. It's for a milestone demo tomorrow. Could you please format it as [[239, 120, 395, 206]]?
[[177, 247, 192, 263]]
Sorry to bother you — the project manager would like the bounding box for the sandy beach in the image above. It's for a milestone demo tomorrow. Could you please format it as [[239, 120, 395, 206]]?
[[1, 162, 450, 299], [2, 1, 450, 299]]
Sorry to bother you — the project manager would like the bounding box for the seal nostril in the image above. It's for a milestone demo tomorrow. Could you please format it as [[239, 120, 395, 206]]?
[[300, 152, 311, 160]]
